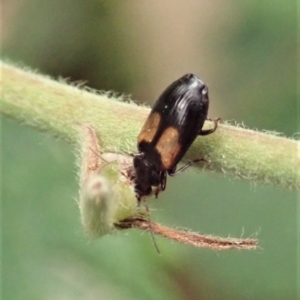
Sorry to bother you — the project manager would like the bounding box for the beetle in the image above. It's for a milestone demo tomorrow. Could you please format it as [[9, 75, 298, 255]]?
[[133, 73, 219, 202]]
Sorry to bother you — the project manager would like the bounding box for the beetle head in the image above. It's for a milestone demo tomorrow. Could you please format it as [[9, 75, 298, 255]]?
[[133, 153, 161, 200]]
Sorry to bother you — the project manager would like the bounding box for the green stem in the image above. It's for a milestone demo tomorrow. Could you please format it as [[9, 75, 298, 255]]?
[[1, 61, 299, 190]]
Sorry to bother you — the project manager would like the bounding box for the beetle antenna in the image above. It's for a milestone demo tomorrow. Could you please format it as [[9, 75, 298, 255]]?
[[88, 146, 109, 164], [143, 201, 160, 254]]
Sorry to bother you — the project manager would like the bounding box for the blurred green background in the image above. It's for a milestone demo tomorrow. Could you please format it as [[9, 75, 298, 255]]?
[[2, 1, 298, 299]]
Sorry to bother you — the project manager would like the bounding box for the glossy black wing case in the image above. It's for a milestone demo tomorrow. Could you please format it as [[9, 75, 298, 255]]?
[[137, 73, 209, 171]]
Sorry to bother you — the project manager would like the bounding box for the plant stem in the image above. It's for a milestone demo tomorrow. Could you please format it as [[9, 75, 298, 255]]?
[[117, 218, 258, 250], [1, 61, 299, 190]]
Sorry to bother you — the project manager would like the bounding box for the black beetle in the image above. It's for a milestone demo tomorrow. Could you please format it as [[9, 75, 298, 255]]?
[[133, 73, 218, 201]]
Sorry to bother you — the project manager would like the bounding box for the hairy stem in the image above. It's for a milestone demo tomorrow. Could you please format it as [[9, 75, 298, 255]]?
[[1, 61, 299, 190], [117, 218, 258, 250]]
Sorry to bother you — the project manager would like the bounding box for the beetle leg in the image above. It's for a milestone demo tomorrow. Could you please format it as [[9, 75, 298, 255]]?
[[160, 171, 167, 191], [199, 118, 221, 136], [136, 194, 142, 204], [154, 188, 159, 198], [168, 158, 208, 176], [154, 172, 167, 198]]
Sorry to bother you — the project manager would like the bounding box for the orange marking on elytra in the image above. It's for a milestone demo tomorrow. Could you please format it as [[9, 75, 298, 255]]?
[[137, 112, 161, 144], [156, 127, 181, 169]]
